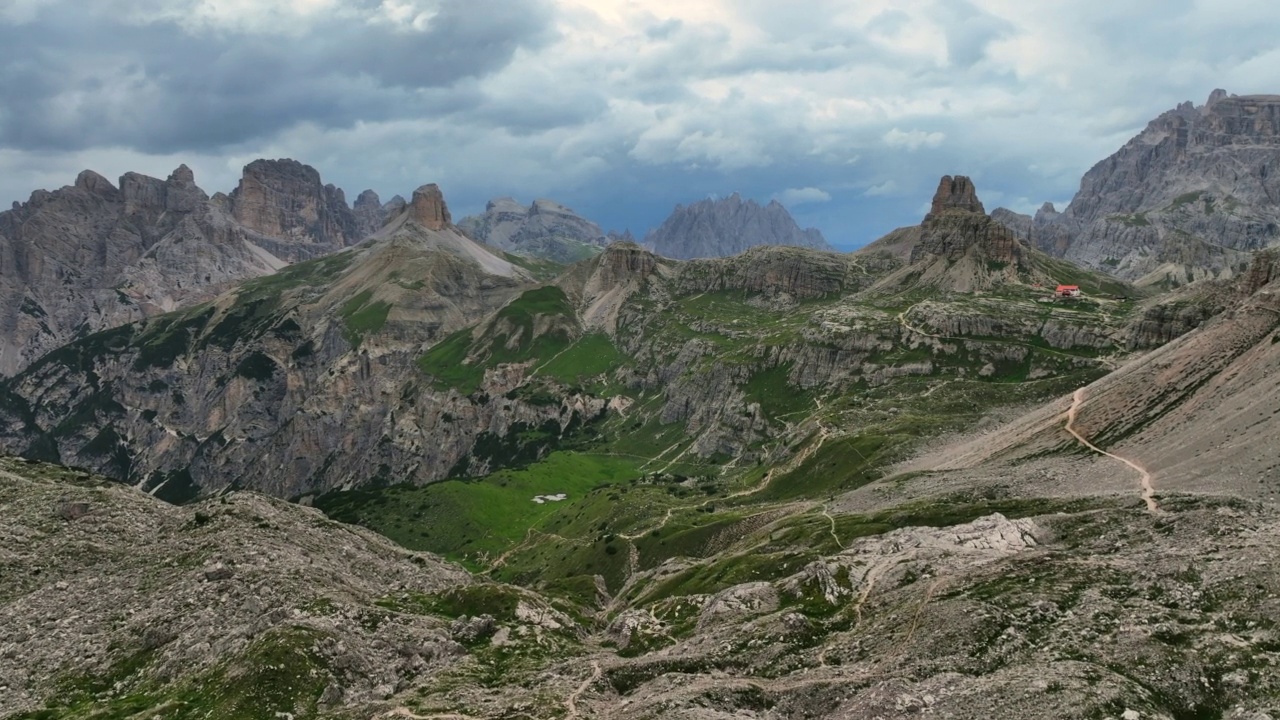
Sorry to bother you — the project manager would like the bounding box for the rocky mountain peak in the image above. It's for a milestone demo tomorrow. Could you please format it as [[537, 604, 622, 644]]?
[[74, 170, 119, 199], [915, 175, 1022, 264], [1207, 88, 1229, 108], [928, 175, 985, 216], [352, 189, 386, 238], [529, 198, 566, 215], [384, 194, 407, 218], [229, 158, 359, 246], [486, 197, 523, 213], [410, 184, 451, 231], [168, 164, 196, 186], [114, 165, 208, 215], [646, 193, 833, 259]]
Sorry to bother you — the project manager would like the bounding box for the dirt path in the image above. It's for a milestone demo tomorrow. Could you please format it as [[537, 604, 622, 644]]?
[[627, 542, 639, 579], [565, 661, 602, 719], [1065, 388, 1159, 512], [485, 528, 536, 571], [820, 503, 843, 550]]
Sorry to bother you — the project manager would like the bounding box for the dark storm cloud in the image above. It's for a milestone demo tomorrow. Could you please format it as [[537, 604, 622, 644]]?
[[0, 0, 554, 154]]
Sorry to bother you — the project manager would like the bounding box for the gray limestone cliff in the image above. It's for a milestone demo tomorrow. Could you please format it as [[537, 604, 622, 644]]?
[[1006, 90, 1280, 284], [0, 160, 377, 376]]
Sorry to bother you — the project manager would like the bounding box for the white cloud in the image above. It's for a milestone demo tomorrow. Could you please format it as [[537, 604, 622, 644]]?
[[3, 0, 1279, 245], [882, 128, 946, 151], [863, 180, 899, 197], [776, 187, 831, 206]]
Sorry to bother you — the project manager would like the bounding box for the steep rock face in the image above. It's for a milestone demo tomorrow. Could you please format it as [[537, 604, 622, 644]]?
[[229, 159, 362, 250], [867, 176, 1040, 293], [0, 160, 382, 376], [1241, 248, 1280, 295], [352, 189, 388, 238], [458, 197, 608, 262], [1026, 90, 1280, 281], [905, 304, 1118, 351], [0, 167, 257, 375], [410, 184, 451, 230], [558, 242, 665, 334], [930, 175, 985, 215], [645, 193, 833, 259]]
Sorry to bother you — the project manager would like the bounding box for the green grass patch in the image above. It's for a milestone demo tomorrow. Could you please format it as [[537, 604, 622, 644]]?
[[640, 550, 816, 604], [758, 434, 895, 502], [315, 451, 644, 567], [417, 286, 579, 392], [742, 363, 812, 419], [1169, 190, 1205, 210], [379, 583, 525, 622], [535, 333, 627, 386], [417, 328, 484, 394], [502, 252, 567, 281], [339, 289, 392, 347], [1108, 213, 1150, 228]]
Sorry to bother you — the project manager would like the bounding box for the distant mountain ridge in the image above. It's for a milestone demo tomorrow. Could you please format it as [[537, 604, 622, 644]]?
[[645, 192, 833, 259], [995, 89, 1280, 285], [457, 197, 610, 263], [0, 160, 397, 376]]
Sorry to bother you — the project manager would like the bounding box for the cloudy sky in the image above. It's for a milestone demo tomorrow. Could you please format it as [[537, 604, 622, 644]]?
[[1, 0, 1276, 248]]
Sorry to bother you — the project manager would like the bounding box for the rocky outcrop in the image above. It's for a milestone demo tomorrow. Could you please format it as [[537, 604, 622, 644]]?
[[410, 184, 451, 230], [1241, 249, 1280, 295], [906, 303, 1117, 351], [0, 457, 481, 717], [229, 159, 362, 249], [457, 197, 608, 262], [1125, 299, 1223, 349], [353, 189, 388, 238], [913, 175, 1025, 264], [645, 193, 833, 259], [589, 242, 659, 289], [930, 175, 985, 215], [1126, 249, 1280, 348], [1024, 90, 1280, 280]]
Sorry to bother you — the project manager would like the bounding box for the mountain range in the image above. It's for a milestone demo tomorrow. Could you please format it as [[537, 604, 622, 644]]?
[[4, 90, 1280, 719], [0, 159, 402, 376]]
